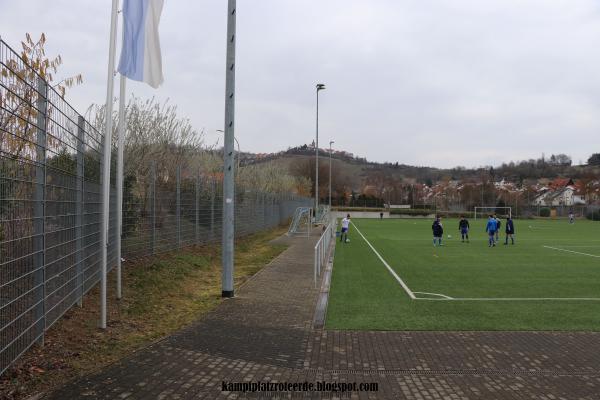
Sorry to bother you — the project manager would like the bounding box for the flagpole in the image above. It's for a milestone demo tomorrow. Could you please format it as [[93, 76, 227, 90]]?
[[116, 73, 126, 300], [222, 0, 236, 298], [100, 0, 120, 329]]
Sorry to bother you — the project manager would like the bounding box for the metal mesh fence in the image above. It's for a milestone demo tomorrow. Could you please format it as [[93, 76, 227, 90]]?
[[517, 204, 599, 219], [0, 39, 310, 375]]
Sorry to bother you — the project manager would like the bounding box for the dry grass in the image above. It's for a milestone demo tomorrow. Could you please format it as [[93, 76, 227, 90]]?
[[0, 227, 288, 400]]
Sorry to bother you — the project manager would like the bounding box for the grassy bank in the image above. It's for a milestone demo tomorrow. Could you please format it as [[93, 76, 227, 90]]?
[[0, 228, 288, 400]]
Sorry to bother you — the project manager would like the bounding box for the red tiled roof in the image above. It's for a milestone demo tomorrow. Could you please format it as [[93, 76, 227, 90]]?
[[548, 178, 574, 189]]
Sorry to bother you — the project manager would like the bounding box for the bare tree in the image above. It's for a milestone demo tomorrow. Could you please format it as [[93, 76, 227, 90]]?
[[0, 33, 82, 160], [237, 162, 311, 195], [289, 156, 349, 201], [90, 96, 205, 182]]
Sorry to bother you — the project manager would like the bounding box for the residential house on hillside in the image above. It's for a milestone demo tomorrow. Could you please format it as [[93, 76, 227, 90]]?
[[494, 178, 516, 190], [549, 178, 574, 190], [581, 180, 600, 205], [532, 178, 586, 206]]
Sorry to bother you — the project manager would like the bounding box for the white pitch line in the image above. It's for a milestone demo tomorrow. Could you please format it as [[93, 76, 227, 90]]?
[[351, 222, 416, 300], [543, 245, 600, 258], [349, 223, 600, 302], [413, 291, 454, 300], [551, 245, 600, 249], [418, 297, 600, 301]]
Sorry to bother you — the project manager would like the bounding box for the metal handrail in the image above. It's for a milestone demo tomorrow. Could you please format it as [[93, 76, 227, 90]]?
[[314, 218, 336, 288]]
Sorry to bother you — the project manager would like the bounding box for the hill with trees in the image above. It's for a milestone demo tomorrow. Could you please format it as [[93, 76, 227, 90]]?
[[244, 144, 600, 209]]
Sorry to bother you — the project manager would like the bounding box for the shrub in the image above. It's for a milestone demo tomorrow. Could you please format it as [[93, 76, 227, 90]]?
[[334, 207, 386, 212], [435, 211, 468, 219], [539, 208, 551, 217], [388, 209, 470, 218], [587, 211, 600, 221], [389, 208, 434, 216]]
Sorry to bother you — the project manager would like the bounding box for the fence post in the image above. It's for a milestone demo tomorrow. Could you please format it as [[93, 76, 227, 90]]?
[[264, 193, 268, 228], [210, 178, 215, 241], [279, 195, 285, 225], [176, 165, 181, 249], [76, 116, 85, 307], [262, 193, 266, 228], [195, 171, 200, 244], [268, 195, 272, 227], [151, 161, 156, 255], [314, 245, 318, 288], [33, 77, 48, 345], [274, 196, 277, 226]]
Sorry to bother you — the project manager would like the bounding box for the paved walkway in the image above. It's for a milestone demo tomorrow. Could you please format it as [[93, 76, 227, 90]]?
[[47, 234, 600, 399]]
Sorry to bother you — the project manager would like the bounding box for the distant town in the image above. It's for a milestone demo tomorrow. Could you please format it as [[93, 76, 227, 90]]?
[[236, 144, 600, 212]]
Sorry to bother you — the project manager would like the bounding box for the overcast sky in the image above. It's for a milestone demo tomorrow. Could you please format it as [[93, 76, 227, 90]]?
[[2, 0, 600, 168]]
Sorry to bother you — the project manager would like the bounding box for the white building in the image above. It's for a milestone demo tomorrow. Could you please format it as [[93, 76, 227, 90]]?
[[533, 186, 586, 206]]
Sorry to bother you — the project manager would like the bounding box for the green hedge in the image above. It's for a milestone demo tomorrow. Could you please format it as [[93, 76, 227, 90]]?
[[333, 207, 386, 212], [539, 208, 551, 217], [388, 209, 469, 218], [587, 210, 600, 221], [389, 208, 432, 216], [434, 211, 470, 218]]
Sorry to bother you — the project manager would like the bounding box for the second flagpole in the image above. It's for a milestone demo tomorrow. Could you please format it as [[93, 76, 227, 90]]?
[[100, 0, 120, 329], [116, 73, 126, 300]]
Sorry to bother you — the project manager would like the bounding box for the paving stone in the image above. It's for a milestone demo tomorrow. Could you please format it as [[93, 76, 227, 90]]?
[[46, 233, 600, 399]]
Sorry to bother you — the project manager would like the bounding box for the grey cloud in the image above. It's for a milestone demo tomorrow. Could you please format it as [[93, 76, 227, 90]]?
[[2, 0, 600, 168]]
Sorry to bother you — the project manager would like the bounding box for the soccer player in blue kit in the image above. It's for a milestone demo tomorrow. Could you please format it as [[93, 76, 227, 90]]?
[[486, 215, 497, 247], [458, 216, 470, 243]]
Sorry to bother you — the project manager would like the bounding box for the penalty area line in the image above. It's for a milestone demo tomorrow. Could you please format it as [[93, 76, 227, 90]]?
[[351, 222, 417, 300], [543, 245, 600, 258]]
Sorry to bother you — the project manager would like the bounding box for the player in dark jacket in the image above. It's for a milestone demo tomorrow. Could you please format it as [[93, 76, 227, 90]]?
[[432, 216, 444, 247], [458, 216, 470, 243], [504, 217, 515, 245], [494, 215, 501, 243]]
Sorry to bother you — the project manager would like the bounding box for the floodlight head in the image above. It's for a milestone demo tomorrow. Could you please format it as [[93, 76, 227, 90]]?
[[329, 140, 335, 146], [316, 83, 326, 91]]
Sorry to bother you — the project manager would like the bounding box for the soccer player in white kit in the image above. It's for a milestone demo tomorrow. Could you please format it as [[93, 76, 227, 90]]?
[[341, 214, 351, 243]]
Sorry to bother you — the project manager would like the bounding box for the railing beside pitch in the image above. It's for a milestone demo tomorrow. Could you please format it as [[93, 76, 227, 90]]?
[[314, 218, 336, 288]]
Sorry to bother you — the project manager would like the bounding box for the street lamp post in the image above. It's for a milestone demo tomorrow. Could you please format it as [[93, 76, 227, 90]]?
[[315, 83, 326, 218], [329, 140, 334, 209], [222, 0, 236, 298]]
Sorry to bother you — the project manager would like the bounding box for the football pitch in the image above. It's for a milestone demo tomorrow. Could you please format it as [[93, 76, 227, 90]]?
[[326, 218, 600, 330]]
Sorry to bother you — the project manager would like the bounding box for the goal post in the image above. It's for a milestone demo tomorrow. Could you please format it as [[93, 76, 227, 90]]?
[[473, 207, 512, 220]]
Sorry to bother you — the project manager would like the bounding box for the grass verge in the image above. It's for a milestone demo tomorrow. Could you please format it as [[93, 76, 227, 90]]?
[[0, 227, 288, 400]]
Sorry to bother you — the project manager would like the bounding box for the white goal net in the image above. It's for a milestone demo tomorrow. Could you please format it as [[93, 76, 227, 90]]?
[[473, 207, 512, 220]]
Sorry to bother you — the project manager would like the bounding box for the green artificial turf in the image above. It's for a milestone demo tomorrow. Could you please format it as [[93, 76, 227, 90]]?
[[326, 218, 600, 330]]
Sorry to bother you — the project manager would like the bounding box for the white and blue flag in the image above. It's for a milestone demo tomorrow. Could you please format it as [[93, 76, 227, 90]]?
[[118, 0, 164, 88]]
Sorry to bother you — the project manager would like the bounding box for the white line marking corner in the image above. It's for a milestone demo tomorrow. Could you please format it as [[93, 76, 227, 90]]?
[[351, 221, 416, 300]]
